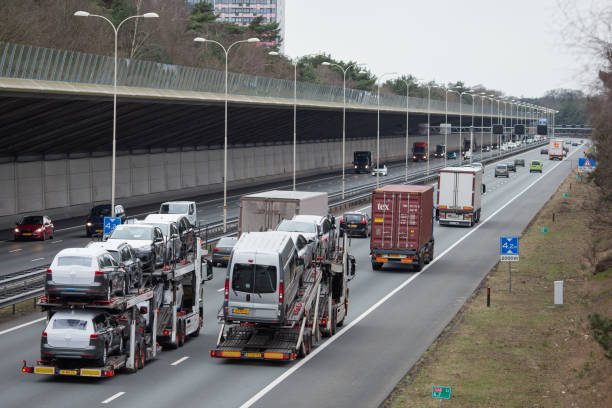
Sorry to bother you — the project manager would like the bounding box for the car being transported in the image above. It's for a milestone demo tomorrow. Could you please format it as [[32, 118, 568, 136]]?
[[107, 224, 165, 271], [86, 241, 143, 291]]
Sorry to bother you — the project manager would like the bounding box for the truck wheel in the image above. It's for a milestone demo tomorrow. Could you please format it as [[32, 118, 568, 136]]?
[[371, 261, 383, 271], [414, 254, 424, 272], [330, 309, 337, 336], [136, 343, 144, 370], [190, 316, 202, 338]]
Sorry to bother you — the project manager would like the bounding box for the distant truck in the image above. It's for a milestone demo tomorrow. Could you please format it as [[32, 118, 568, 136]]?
[[239, 190, 328, 235], [412, 142, 428, 161], [548, 138, 564, 160], [434, 144, 446, 158], [370, 185, 435, 271], [353, 151, 372, 173], [436, 167, 485, 227], [463, 139, 478, 153]]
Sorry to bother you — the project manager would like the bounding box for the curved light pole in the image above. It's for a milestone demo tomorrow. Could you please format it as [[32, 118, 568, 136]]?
[[459, 91, 474, 164], [422, 83, 446, 175], [74, 10, 159, 217], [194, 37, 260, 232], [321, 61, 367, 199], [269, 52, 319, 191], [375, 72, 398, 188]]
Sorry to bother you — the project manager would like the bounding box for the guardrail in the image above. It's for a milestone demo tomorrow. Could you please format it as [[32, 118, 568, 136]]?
[[0, 141, 549, 311]]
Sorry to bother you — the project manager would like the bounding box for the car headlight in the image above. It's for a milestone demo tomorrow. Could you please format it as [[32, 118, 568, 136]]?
[[365, 165, 369, 169], [14, 228, 19, 233], [35, 228, 43, 232], [86, 222, 93, 227], [354, 165, 357, 168]]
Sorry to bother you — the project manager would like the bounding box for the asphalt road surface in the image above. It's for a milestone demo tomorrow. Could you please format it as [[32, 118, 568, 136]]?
[[0, 141, 585, 408]]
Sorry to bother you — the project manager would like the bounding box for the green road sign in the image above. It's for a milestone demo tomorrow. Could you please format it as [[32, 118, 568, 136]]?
[[540, 226, 548, 233], [562, 193, 569, 197], [432, 385, 452, 399]]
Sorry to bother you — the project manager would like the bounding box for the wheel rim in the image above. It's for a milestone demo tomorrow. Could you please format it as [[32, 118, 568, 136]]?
[[107, 285, 111, 301], [103, 345, 107, 365]]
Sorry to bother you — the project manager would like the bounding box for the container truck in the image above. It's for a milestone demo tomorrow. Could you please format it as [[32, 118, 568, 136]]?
[[548, 138, 564, 160], [436, 167, 485, 227], [412, 142, 428, 162], [239, 190, 328, 235], [211, 233, 356, 361], [353, 151, 372, 173], [370, 185, 435, 271]]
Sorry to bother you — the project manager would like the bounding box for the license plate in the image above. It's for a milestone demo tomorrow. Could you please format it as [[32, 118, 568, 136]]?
[[233, 308, 250, 315], [95, 229, 103, 233], [245, 352, 262, 358], [349, 224, 358, 228], [59, 369, 77, 376], [34, 366, 54, 375], [22, 233, 32, 236], [389, 254, 402, 258], [223, 256, 229, 260]]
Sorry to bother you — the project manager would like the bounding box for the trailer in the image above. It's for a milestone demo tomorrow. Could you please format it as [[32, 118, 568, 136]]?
[[210, 236, 355, 361], [21, 238, 211, 378], [437, 167, 485, 227]]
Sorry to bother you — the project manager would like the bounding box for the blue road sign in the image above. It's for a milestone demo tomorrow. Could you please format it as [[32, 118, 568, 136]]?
[[578, 158, 596, 168], [538, 118, 547, 125], [103, 217, 121, 236], [500, 236, 519, 255]]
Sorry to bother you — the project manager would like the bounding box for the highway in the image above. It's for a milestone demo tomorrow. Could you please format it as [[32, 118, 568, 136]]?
[[0, 144, 508, 277], [0, 141, 585, 408]]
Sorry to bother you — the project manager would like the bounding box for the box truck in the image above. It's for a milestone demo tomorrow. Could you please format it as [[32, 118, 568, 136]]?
[[412, 142, 428, 161], [370, 185, 435, 271], [548, 138, 564, 160], [436, 167, 485, 227]]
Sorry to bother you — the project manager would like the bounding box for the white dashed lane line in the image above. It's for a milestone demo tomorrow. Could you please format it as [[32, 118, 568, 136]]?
[[30, 258, 44, 262], [9, 249, 22, 253], [101, 392, 126, 404], [170, 356, 190, 366]]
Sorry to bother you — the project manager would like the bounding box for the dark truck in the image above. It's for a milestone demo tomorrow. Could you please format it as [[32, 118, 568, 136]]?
[[353, 151, 372, 173], [434, 144, 446, 158], [370, 185, 435, 271], [412, 142, 427, 161]]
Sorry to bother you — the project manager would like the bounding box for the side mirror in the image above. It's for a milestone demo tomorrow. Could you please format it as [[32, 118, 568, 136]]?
[[482, 184, 486, 194], [348, 255, 356, 280], [205, 260, 213, 281]]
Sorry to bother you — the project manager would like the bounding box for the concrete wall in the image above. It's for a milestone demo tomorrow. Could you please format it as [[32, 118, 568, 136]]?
[[0, 134, 461, 228]]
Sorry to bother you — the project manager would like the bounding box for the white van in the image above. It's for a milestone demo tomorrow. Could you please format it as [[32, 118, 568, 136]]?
[[159, 201, 197, 226]]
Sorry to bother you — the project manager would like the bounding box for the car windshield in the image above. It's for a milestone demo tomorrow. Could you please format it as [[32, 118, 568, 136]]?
[[218, 237, 237, 247], [110, 227, 152, 241], [143, 223, 169, 236], [90, 206, 111, 217], [57, 256, 92, 267], [496, 165, 507, 170], [344, 214, 364, 223], [160, 203, 189, 214], [276, 220, 316, 233], [20, 216, 43, 225], [52, 319, 88, 330], [231, 263, 277, 294]]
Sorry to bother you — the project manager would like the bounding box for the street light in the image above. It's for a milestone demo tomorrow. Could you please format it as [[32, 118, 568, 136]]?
[[446, 88, 461, 168], [375, 72, 398, 188], [393, 77, 412, 182], [269, 52, 320, 191], [422, 83, 446, 175], [321, 61, 367, 198], [459, 91, 474, 164], [74, 10, 159, 217], [194, 36, 260, 232]]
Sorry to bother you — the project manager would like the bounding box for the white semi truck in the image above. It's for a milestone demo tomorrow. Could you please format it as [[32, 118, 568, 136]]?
[[548, 138, 564, 160], [436, 167, 486, 227]]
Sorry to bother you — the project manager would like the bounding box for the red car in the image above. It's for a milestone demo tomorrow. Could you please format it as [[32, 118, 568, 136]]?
[[14, 215, 54, 241]]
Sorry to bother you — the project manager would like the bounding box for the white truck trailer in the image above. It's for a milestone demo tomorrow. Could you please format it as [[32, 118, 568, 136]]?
[[548, 138, 564, 160], [239, 190, 328, 235], [436, 167, 485, 227]]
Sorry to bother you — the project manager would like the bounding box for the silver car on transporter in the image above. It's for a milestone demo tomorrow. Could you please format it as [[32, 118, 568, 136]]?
[[224, 232, 304, 325]]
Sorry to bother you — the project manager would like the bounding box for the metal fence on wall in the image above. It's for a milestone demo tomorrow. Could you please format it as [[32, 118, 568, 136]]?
[[0, 41, 513, 116]]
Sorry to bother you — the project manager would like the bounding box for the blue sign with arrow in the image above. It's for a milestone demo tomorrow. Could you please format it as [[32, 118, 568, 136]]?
[[500, 236, 519, 261], [103, 217, 121, 236]]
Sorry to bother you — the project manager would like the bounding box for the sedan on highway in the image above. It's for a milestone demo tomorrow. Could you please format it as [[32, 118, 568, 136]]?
[[447, 151, 457, 160], [495, 164, 509, 178], [41, 310, 128, 366], [371, 164, 388, 176], [45, 247, 126, 300], [14, 215, 54, 241], [540, 148, 548, 155], [107, 224, 165, 271], [212, 236, 238, 266], [514, 158, 526, 167], [339, 212, 371, 238], [506, 162, 516, 172], [85, 204, 126, 237]]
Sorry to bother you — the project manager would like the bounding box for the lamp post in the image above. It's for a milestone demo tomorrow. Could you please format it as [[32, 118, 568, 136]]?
[[375, 72, 398, 188], [446, 89, 461, 168], [460, 91, 474, 164], [268, 52, 319, 191], [74, 10, 159, 217], [194, 36, 260, 232], [423, 83, 446, 175], [396, 78, 411, 182], [321, 62, 367, 199]]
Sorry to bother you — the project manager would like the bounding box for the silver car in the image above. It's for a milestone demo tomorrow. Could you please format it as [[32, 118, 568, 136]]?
[[292, 214, 337, 257], [87, 241, 143, 291], [276, 219, 318, 258], [495, 164, 509, 178], [286, 232, 314, 267], [45, 247, 126, 300]]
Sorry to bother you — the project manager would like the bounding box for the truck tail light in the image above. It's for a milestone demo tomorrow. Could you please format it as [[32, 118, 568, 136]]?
[[42, 331, 47, 337], [224, 278, 229, 300], [90, 333, 98, 339], [279, 282, 284, 303], [95, 270, 104, 276], [362, 218, 367, 224], [339, 218, 343, 223]]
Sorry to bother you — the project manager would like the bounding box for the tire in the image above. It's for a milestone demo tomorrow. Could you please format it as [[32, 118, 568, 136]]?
[[190, 316, 202, 338], [123, 275, 130, 296], [330, 308, 337, 336], [413, 253, 425, 272], [136, 344, 143, 370], [371, 261, 383, 271], [150, 254, 156, 272], [41, 232, 46, 241], [139, 341, 146, 369]]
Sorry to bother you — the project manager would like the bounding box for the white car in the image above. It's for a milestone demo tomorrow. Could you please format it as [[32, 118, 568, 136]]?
[[292, 214, 337, 257], [159, 201, 197, 227], [371, 164, 388, 176]]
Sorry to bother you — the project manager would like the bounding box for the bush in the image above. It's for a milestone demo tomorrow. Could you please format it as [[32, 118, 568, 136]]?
[[589, 313, 612, 359]]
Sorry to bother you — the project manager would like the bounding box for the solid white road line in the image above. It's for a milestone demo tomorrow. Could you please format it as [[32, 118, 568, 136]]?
[[0, 317, 46, 336], [170, 356, 190, 366], [30, 258, 44, 262], [101, 392, 126, 404], [9, 249, 22, 253], [239, 148, 581, 408]]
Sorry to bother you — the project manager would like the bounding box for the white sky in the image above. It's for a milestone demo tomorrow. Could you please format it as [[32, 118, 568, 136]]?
[[283, 0, 597, 98]]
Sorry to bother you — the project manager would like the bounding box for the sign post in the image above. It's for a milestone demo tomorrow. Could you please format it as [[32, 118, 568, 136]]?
[[103, 216, 121, 238], [500, 236, 519, 293], [432, 385, 451, 406]]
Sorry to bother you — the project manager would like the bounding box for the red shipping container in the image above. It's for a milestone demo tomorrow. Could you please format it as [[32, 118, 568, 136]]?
[[370, 185, 434, 270]]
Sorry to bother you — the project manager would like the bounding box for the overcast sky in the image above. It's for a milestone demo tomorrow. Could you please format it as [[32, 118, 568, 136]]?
[[283, 0, 597, 98]]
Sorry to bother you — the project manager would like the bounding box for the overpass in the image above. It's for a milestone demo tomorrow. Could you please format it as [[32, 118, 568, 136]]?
[[0, 41, 554, 224]]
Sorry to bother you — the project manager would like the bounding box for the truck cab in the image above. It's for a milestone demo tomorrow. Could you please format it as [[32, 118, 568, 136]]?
[[352, 151, 372, 173], [412, 142, 427, 161]]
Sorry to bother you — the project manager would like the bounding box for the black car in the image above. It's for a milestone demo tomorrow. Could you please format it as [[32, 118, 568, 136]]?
[[514, 158, 525, 167], [212, 237, 238, 266], [106, 224, 165, 271], [506, 162, 516, 172], [540, 149, 548, 155], [87, 241, 143, 291], [339, 212, 371, 238], [85, 204, 126, 237]]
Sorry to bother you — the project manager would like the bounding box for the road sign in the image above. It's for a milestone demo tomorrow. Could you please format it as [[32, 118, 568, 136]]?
[[432, 385, 452, 399], [103, 217, 121, 236], [538, 118, 547, 125], [500, 236, 519, 261], [578, 158, 596, 173]]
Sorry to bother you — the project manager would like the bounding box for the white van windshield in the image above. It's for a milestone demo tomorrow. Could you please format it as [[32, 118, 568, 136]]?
[[276, 220, 316, 234], [160, 203, 189, 214], [232, 263, 277, 294]]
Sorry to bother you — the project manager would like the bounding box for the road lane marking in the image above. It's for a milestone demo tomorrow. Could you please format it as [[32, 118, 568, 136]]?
[[9, 249, 22, 253], [30, 258, 44, 262], [170, 356, 189, 366], [101, 392, 126, 404], [50, 239, 63, 244], [0, 317, 46, 336], [239, 148, 581, 408]]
